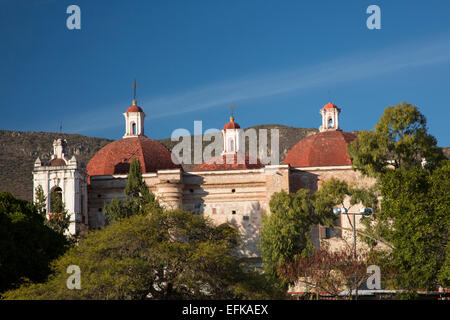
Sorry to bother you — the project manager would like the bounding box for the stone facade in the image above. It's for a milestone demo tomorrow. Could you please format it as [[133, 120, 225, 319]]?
[[33, 138, 89, 235], [86, 162, 377, 259], [87, 164, 290, 258], [33, 98, 377, 261]]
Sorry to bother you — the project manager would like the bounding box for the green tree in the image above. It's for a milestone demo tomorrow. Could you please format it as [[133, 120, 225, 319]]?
[[0, 192, 69, 294], [260, 189, 334, 284], [3, 208, 284, 300], [104, 158, 160, 224], [261, 179, 379, 287], [34, 185, 46, 219], [124, 157, 147, 198], [348, 102, 449, 293], [47, 191, 71, 235], [34, 185, 71, 236], [438, 242, 450, 288], [372, 161, 449, 291], [348, 101, 444, 177]]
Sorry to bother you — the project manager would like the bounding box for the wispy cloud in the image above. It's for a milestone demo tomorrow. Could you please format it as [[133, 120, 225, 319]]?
[[68, 35, 450, 134]]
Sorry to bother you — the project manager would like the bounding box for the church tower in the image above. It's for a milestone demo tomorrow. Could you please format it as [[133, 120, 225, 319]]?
[[123, 79, 146, 138], [33, 138, 89, 235], [319, 102, 341, 132], [222, 107, 244, 155], [222, 116, 245, 154]]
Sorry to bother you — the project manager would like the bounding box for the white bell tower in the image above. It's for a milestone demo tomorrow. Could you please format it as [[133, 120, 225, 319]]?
[[123, 78, 146, 138], [33, 138, 89, 235], [222, 115, 244, 155], [123, 99, 146, 138], [319, 102, 341, 132]]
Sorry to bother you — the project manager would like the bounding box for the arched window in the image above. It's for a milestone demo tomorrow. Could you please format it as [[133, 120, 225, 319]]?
[[229, 139, 235, 152], [50, 187, 63, 213], [328, 118, 333, 128], [132, 122, 137, 135]]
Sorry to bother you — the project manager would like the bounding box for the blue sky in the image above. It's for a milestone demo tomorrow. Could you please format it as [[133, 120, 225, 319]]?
[[1, 0, 450, 146]]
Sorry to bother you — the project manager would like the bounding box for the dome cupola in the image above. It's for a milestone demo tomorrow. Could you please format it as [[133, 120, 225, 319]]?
[[87, 137, 180, 176], [285, 102, 356, 167], [123, 79, 146, 138], [319, 102, 341, 132], [193, 108, 264, 171], [87, 80, 181, 176], [222, 114, 244, 155]]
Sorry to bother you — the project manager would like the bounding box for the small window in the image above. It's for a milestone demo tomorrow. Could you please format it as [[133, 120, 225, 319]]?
[[324, 215, 341, 239], [232, 210, 236, 215], [243, 215, 249, 221], [328, 118, 333, 128], [98, 208, 102, 212], [212, 208, 217, 214], [231, 189, 236, 193], [132, 122, 137, 135]]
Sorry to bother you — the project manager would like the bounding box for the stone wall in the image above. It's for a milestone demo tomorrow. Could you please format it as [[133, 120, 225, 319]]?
[[88, 164, 377, 257], [182, 165, 289, 258], [87, 174, 127, 228], [289, 166, 377, 251]]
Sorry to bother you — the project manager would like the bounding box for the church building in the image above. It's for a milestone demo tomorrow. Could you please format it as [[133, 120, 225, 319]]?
[[33, 95, 374, 257]]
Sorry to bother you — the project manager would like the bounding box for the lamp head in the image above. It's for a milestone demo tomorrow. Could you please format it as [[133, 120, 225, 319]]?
[[333, 207, 348, 215], [360, 207, 373, 216]]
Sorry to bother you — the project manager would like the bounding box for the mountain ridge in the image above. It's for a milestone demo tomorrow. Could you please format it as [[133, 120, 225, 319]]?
[[1, 127, 448, 202]]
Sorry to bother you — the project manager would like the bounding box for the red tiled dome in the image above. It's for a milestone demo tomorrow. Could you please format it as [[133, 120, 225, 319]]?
[[126, 105, 143, 113], [193, 154, 264, 171], [50, 158, 67, 166], [223, 120, 240, 130], [87, 137, 180, 176], [322, 102, 340, 110], [284, 130, 357, 167]]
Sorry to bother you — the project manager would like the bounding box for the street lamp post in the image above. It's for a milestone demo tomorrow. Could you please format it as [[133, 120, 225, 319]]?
[[333, 207, 373, 300]]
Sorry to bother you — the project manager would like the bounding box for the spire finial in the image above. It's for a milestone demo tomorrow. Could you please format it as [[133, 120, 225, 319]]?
[[132, 77, 138, 105], [230, 103, 236, 121]]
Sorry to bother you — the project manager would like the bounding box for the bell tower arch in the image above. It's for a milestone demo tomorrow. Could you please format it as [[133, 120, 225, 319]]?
[[319, 102, 341, 132]]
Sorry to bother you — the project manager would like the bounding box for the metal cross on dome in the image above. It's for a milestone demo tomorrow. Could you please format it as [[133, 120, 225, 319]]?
[[133, 78, 138, 100], [230, 103, 236, 118]]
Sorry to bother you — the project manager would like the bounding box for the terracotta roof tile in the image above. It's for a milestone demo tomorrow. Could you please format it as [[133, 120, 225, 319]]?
[[126, 105, 144, 113], [223, 121, 240, 130], [87, 137, 180, 176], [284, 130, 357, 167], [323, 102, 339, 110]]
